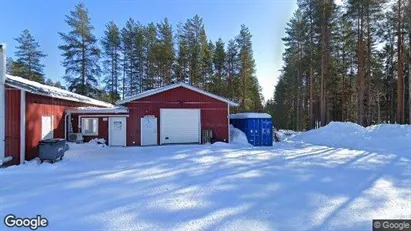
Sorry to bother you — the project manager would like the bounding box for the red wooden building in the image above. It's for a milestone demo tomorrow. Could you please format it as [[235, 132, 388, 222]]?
[[0, 44, 239, 166], [116, 83, 239, 146], [0, 75, 114, 166]]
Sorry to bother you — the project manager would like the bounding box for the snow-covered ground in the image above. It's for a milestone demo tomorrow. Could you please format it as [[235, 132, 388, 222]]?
[[0, 122, 410, 231]]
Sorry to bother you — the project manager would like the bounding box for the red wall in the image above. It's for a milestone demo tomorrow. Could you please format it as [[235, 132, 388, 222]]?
[[5, 87, 21, 165], [71, 114, 126, 145], [125, 86, 229, 146], [25, 93, 90, 160]]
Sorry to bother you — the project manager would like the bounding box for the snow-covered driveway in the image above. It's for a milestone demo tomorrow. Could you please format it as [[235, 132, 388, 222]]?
[[1, 137, 410, 231]]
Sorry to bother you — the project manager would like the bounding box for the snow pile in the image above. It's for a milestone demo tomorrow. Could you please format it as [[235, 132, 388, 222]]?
[[291, 121, 411, 155], [88, 138, 107, 146], [211, 141, 232, 147], [230, 124, 251, 146], [275, 129, 301, 141]]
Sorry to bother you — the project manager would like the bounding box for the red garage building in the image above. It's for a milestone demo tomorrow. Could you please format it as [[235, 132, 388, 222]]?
[[0, 44, 239, 166], [116, 83, 239, 146]]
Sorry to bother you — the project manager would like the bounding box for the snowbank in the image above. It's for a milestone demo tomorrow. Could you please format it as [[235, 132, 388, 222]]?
[[275, 129, 301, 141], [291, 121, 411, 155], [229, 125, 251, 146], [68, 138, 107, 152]]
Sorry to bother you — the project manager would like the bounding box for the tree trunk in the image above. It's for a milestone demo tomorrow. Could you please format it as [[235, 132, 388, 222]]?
[[366, 4, 372, 126], [81, 39, 86, 95], [111, 48, 115, 103], [397, 0, 404, 124], [296, 49, 301, 131], [409, 23, 411, 124], [357, 6, 365, 126], [309, 3, 315, 129], [320, 0, 330, 126], [342, 55, 346, 121], [122, 57, 126, 99]]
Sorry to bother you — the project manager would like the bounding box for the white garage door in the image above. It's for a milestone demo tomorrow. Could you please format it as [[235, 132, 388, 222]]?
[[160, 109, 201, 144]]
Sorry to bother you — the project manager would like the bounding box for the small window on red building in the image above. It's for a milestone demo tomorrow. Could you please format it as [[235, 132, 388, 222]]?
[[81, 118, 98, 136]]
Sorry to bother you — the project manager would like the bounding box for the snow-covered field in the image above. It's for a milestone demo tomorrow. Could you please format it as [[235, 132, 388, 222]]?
[[1, 122, 410, 231]]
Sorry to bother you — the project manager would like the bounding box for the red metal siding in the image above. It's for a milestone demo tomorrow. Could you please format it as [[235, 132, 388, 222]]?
[[125, 86, 229, 146], [70, 114, 129, 144], [5, 87, 21, 165], [25, 93, 91, 160], [71, 115, 110, 144]]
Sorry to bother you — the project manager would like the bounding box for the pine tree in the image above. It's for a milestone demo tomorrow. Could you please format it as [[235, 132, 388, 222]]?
[[200, 35, 214, 90], [121, 18, 137, 97], [175, 22, 189, 83], [407, 0, 411, 123], [6, 57, 13, 74], [182, 15, 204, 86], [14, 29, 47, 83], [226, 39, 240, 101], [134, 22, 146, 93], [396, 0, 405, 123], [101, 21, 121, 103], [156, 18, 174, 86], [143, 23, 158, 90], [236, 25, 263, 111], [211, 38, 227, 96], [58, 3, 101, 97]]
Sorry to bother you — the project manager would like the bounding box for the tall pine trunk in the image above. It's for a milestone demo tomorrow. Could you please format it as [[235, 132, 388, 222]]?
[[296, 49, 301, 131], [397, 0, 404, 124], [409, 23, 411, 124], [357, 6, 365, 126], [366, 4, 372, 126], [309, 2, 314, 129], [81, 39, 86, 95], [320, 0, 330, 126]]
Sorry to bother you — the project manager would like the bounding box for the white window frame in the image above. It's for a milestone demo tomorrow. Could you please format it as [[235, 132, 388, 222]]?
[[41, 115, 54, 140], [81, 118, 99, 136]]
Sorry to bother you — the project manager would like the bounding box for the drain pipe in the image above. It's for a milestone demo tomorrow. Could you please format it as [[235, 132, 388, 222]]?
[[0, 44, 7, 164]]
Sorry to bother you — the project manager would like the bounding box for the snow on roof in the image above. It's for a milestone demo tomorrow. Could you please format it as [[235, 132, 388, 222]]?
[[5, 75, 113, 108], [230, 113, 272, 119], [66, 106, 129, 114], [116, 82, 239, 107]]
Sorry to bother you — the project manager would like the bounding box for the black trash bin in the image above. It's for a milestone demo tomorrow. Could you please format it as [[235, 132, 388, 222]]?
[[38, 139, 66, 163]]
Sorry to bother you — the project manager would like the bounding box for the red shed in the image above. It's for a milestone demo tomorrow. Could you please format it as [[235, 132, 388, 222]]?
[[1, 74, 113, 166], [116, 83, 239, 146]]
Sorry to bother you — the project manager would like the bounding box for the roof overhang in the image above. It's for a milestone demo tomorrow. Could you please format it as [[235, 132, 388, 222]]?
[[5, 75, 113, 108], [65, 107, 129, 114], [116, 82, 240, 107]]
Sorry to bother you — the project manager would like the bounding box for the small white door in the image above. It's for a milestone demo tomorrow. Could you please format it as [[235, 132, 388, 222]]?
[[160, 109, 201, 144], [41, 116, 54, 140], [109, 117, 127, 146], [141, 116, 158, 146]]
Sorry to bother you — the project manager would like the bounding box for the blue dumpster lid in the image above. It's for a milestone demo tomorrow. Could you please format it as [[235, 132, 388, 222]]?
[[230, 113, 272, 119]]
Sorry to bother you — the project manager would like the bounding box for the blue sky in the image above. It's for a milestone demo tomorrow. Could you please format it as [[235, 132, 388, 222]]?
[[0, 0, 297, 100]]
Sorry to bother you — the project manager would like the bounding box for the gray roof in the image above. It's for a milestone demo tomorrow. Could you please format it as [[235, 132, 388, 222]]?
[[5, 75, 113, 108]]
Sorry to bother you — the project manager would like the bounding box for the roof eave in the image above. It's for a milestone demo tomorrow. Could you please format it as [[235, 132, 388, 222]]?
[[5, 82, 113, 108], [116, 83, 240, 106]]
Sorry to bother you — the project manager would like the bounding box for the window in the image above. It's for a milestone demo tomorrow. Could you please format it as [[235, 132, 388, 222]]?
[[41, 116, 54, 140], [81, 118, 98, 136]]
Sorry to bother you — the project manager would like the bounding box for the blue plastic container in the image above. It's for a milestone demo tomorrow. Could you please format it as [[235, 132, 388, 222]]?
[[230, 113, 273, 146]]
